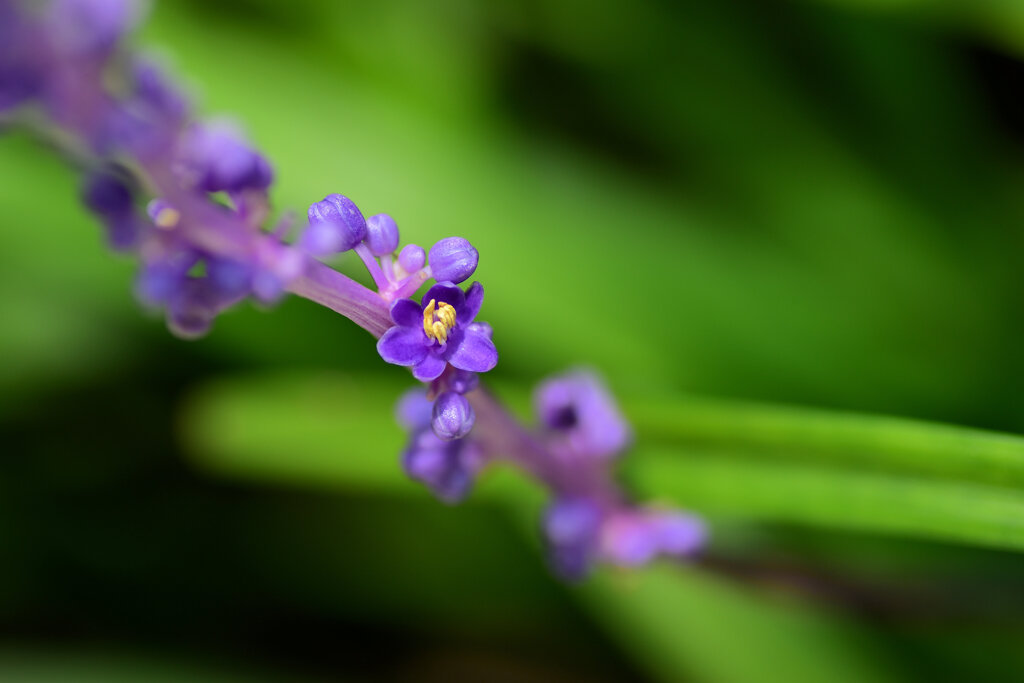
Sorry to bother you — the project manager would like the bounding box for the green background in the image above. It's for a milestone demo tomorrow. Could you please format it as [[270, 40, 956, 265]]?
[[4, 0, 1024, 680]]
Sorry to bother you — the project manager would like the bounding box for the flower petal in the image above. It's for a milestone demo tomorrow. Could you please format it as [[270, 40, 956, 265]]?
[[390, 298, 422, 327], [377, 326, 428, 366], [444, 325, 497, 373], [460, 281, 484, 321], [412, 352, 447, 381], [423, 281, 465, 310]]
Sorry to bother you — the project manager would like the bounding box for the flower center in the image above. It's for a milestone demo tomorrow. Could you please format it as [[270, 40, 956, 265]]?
[[423, 299, 457, 344]]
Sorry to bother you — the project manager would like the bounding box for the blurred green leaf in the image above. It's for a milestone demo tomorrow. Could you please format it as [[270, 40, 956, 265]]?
[[630, 450, 1024, 552], [630, 395, 1024, 487], [184, 372, 1024, 553], [184, 372, 933, 683], [581, 565, 900, 683]]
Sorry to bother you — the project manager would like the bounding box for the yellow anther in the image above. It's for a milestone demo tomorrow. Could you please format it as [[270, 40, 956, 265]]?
[[423, 299, 457, 343], [154, 207, 181, 229], [437, 302, 456, 328]]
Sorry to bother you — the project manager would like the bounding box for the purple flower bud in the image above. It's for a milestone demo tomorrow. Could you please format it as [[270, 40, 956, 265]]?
[[82, 172, 140, 249], [428, 237, 478, 284], [396, 388, 433, 431], [251, 270, 284, 304], [180, 122, 273, 194], [135, 251, 198, 306], [600, 514, 660, 567], [397, 244, 425, 273], [206, 257, 252, 300], [431, 391, 475, 441], [83, 171, 133, 217], [103, 214, 140, 250], [543, 498, 602, 580], [600, 511, 706, 567], [136, 263, 182, 306], [133, 57, 188, 122], [302, 194, 366, 255], [652, 513, 706, 557], [166, 281, 216, 340], [364, 213, 399, 256], [167, 305, 213, 339], [402, 429, 479, 504]]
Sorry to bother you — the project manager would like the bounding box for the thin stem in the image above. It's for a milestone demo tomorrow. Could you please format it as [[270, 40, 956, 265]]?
[[354, 243, 390, 291], [381, 254, 396, 282], [388, 268, 431, 300]]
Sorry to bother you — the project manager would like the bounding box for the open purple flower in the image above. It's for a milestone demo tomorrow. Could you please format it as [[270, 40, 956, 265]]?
[[535, 370, 632, 460], [377, 280, 497, 382]]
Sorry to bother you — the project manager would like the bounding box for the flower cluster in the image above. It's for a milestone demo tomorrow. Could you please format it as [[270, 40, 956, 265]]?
[[536, 372, 705, 578], [2, 0, 705, 581], [396, 369, 705, 578], [304, 191, 499, 450]]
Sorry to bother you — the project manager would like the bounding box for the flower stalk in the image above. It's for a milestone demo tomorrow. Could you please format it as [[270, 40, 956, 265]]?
[[1, 0, 706, 579]]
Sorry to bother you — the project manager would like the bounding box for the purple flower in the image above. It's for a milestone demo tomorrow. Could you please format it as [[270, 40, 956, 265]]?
[[535, 370, 631, 459], [377, 281, 497, 382], [543, 501, 706, 578], [600, 510, 706, 566]]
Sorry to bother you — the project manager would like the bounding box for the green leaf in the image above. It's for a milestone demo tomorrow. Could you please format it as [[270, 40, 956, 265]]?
[[628, 450, 1024, 552], [580, 565, 901, 683], [630, 395, 1024, 487], [184, 372, 1024, 553]]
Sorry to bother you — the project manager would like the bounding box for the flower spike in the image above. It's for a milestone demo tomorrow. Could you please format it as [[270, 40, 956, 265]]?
[[1, 0, 706, 581]]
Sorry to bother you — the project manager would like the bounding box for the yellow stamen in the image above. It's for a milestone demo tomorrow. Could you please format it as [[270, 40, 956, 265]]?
[[423, 299, 457, 343], [154, 207, 181, 229]]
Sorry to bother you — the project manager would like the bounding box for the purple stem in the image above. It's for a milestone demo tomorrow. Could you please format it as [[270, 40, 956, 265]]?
[[353, 243, 390, 291], [388, 268, 431, 300], [287, 258, 392, 338]]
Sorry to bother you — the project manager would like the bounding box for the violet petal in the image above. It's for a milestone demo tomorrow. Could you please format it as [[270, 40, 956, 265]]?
[[377, 326, 428, 366], [444, 326, 497, 373], [412, 352, 447, 381], [423, 281, 465, 310], [461, 281, 484, 321], [390, 298, 422, 327]]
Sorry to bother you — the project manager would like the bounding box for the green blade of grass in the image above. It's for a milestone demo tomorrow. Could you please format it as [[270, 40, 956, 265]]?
[[630, 395, 1024, 488], [628, 449, 1024, 552]]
